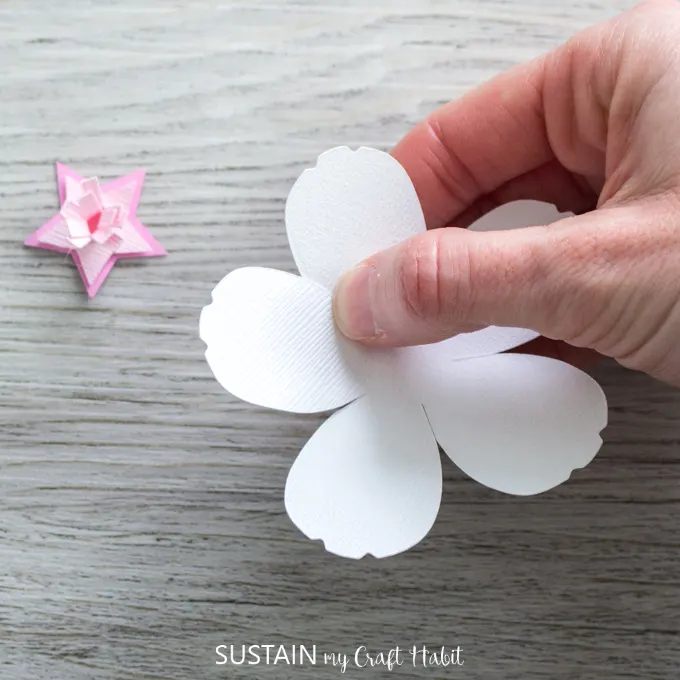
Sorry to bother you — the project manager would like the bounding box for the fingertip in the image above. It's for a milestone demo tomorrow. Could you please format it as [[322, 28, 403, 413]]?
[[333, 264, 382, 342]]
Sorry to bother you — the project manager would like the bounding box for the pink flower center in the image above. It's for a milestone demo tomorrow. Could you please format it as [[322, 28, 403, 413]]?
[[87, 211, 102, 234]]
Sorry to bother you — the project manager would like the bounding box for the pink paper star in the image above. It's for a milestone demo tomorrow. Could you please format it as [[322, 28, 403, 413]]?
[[25, 163, 166, 298]]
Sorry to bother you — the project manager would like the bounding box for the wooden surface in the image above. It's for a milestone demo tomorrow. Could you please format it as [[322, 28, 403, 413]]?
[[1, 1, 679, 678]]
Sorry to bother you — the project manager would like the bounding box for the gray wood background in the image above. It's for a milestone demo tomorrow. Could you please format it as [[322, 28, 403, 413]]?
[[1, 1, 679, 678]]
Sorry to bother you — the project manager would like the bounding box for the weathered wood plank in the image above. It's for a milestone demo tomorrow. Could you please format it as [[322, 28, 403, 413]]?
[[2, 1, 679, 678]]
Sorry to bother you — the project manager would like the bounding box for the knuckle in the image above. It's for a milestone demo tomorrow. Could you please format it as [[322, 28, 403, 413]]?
[[421, 118, 484, 208], [537, 216, 664, 349], [536, 227, 617, 342], [397, 232, 473, 324]]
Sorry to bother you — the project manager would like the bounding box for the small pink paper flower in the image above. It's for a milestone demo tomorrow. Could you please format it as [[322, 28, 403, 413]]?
[[60, 177, 125, 250], [25, 164, 166, 298]]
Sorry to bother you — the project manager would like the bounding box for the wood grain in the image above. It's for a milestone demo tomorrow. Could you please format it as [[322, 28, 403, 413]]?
[[2, 1, 679, 678]]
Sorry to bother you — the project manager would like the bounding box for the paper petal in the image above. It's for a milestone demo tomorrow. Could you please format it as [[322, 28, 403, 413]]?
[[286, 146, 425, 292], [97, 206, 118, 230], [64, 175, 85, 202], [417, 354, 607, 496], [77, 241, 117, 284], [63, 216, 90, 241], [468, 199, 572, 232], [70, 236, 92, 250], [104, 180, 136, 211], [60, 202, 82, 222], [285, 394, 442, 559], [115, 219, 153, 255], [81, 177, 103, 204], [410, 326, 539, 363], [76, 191, 101, 217], [199, 267, 364, 414], [35, 218, 73, 249], [91, 229, 110, 245]]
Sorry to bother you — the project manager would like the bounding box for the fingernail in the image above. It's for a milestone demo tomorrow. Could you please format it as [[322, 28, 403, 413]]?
[[333, 264, 380, 340]]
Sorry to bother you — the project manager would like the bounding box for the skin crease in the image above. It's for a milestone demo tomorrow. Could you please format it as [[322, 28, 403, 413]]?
[[333, 0, 680, 387]]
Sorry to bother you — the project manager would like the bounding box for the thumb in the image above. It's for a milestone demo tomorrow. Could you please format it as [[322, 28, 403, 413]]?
[[333, 210, 627, 349]]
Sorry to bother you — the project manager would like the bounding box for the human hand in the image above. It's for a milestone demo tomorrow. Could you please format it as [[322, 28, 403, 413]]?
[[333, 0, 680, 386]]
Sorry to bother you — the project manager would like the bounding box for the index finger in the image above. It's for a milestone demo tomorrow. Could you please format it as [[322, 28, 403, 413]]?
[[392, 58, 553, 229]]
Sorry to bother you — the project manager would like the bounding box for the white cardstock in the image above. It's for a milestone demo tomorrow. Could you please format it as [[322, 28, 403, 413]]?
[[200, 146, 608, 559]]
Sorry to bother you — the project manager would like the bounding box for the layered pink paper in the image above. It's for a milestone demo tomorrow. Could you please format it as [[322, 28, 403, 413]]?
[[25, 163, 166, 298]]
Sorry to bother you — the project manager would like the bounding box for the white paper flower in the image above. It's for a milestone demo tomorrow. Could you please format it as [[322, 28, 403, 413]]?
[[200, 147, 607, 559]]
